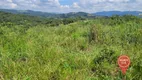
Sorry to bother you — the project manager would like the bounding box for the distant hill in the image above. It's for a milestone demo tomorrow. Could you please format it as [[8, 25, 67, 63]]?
[[1, 9, 141, 18], [60, 12, 96, 18], [0, 11, 91, 27], [94, 11, 142, 17], [0, 11, 50, 26], [0, 9, 95, 18], [0, 9, 61, 18]]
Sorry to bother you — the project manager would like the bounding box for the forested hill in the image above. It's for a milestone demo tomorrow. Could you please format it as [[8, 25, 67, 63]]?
[[1, 9, 142, 18], [0, 11, 47, 25], [0, 9, 95, 18], [0, 11, 88, 27], [94, 11, 142, 17]]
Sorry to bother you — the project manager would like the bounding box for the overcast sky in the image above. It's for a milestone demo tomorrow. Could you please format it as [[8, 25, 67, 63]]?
[[0, 0, 142, 13]]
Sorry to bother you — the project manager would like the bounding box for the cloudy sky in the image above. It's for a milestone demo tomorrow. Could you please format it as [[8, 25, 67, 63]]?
[[0, 0, 142, 13]]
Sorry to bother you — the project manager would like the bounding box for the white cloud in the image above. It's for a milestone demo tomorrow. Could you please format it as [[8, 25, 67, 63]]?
[[7, 0, 13, 3], [43, 0, 60, 7], [76, 0, 142, 12], [108, 0, 129, 2], [60, 5, 70, 9], [0, 0, 17, 8], [72, 2, 80, 8], [11, 3, 17, 8], [0, 0, 142, 13]]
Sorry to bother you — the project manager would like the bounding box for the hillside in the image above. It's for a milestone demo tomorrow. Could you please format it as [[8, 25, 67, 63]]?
[[1, 9, 142, 18], [0, 11, 88, 27], [0, 9, 95, 18], [0, 11, 49, 26], [94, 11, 142, 16], [0, 11, 142, 79]]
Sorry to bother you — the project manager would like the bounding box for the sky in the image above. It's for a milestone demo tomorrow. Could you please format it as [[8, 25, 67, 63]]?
[[0, 0, 142, 13]]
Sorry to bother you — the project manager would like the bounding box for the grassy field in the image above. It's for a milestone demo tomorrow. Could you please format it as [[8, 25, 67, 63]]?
[[0, 17, 142, 80]]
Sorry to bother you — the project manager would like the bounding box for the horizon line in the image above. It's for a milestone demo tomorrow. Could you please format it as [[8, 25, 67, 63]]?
[[0, 8, 142, 14]]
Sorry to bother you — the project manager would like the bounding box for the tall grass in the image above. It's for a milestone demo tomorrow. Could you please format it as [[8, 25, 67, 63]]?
[[0, 19, 142, 80]]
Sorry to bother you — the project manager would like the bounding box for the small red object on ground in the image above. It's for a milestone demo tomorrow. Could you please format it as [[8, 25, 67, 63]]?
[[117, 55, 130, 75]]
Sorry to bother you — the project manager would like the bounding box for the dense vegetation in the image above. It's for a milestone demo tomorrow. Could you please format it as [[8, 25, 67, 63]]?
[[0, 11, 142, 80], [1, 9, 142, 18], [0, 9, 95, 18], [0, 11, 86, 27]]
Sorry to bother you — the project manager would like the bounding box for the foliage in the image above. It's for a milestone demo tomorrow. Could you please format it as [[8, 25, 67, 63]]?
[[0, 12, 142, 80]]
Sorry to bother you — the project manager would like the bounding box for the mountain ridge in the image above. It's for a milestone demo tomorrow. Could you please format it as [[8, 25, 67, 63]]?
[[0, 9, 95, 18], [94, 11, 142, 16], [0, 9, 142, 18]]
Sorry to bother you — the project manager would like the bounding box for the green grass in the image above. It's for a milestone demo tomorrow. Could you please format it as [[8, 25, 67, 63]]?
[[0, 19, 142, 80]]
